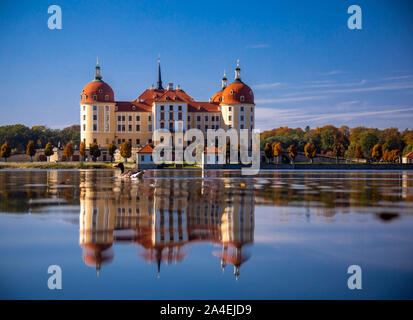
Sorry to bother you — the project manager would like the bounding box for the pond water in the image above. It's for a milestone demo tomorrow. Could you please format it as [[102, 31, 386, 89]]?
[[0, 169, 413, 299]]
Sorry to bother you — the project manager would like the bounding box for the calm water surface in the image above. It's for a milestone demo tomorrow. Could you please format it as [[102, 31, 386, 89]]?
[[0, 169, 413, 299]]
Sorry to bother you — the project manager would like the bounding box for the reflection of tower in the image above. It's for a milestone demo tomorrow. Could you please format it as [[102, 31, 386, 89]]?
[[79, 172, 115, 275], [215, 180, 255, 280]]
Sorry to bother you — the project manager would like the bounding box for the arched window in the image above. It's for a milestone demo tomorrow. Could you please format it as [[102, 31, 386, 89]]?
[[240, 95, 245, 102]]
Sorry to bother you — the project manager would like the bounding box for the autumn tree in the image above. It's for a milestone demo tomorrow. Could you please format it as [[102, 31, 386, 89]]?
[[1, 141, 12, 162], [44, 142, 54, 162], [371, 144, 383, 162], [355, 144, 364, 160], [264, 142, 272, 163], [79, 141, 86, 161], [390, 149, 401, 163], [120, 141, 132, 163], [63, 142, 74, 161], [89, 143, 101, 161], [332, 142, 345, 163], [287, 145, 297, 164], [304, 142, 316, 163], [107, 144, 117, 162], [26, 140, 36, 162], [272, 142, 282, 164]]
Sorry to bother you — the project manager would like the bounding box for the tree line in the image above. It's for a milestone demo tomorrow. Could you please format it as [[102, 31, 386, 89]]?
[[261, 125, 413, 163]]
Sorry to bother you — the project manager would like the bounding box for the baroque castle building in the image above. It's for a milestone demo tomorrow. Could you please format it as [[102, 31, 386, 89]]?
[[80, 59, 255, 155]]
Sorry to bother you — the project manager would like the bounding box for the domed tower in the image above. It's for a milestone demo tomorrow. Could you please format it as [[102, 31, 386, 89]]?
[[220, 60, 255, 133], [80, 58, 116, 153]]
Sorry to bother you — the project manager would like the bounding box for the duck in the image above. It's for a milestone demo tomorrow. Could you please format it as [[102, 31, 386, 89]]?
[[113, 163, 145, 179]]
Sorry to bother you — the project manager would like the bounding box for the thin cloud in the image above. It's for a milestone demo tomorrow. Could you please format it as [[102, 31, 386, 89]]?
[[252, 82, 282, 89], [324, 82, 413, 94], [255, 95, 328, 104], [320, 70, 346, 76], [295, 79, 367, 89], [246, 44, 270, 49], [382, 75, 413, 81]]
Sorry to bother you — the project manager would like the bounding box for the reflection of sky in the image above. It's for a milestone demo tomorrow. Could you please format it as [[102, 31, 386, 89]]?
[[1, 207, 413, 299]]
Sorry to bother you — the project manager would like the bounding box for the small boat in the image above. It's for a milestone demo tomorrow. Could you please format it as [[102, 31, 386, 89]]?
[[113, 163, 145, 179]]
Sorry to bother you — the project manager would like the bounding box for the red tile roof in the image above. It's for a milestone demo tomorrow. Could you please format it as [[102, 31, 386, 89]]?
[[188, 101, 220, 113], [115, 101, 152, 112], [403, 151, 413, 159], [204, 146, 221, 154], [138, 145, 154, 154]]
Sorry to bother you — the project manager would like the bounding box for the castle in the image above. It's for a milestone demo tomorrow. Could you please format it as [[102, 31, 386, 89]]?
[[80, 59, 255, 159]]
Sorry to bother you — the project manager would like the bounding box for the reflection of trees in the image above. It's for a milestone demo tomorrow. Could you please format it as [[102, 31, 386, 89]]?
[[254, 171, 412, 217]]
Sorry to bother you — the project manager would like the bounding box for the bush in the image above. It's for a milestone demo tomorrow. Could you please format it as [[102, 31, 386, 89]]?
[[37, 154, 47, 162]]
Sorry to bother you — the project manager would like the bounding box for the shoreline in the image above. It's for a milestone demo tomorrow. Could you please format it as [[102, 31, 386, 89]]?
[[1, 162, 413, 170]]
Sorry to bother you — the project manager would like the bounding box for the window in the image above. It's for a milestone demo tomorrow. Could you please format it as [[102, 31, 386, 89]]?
[[241, 106, 244, 111], [141, 155, 145, 162], [197, 116, 201, 121], [93, 95, 97, 101], [118, 125, 121, 131], [205, 125, 208, 131], [197, 125, 201, 129], [160, 122, 164, 129], [205, 116, 208, 121], [129, 116, 132, 121], [178, 113, 182, 120], [129, 125, 132, 131], [169, 122, 174, 131], [160, 105, 164, 111], [240, 96, 245, 102], [229, 116, 232, 121], [84, 95, 87, 101], [240, 125, 244, 129], [149, 125, 152, 131], [169, 105, 173, 111], [240, 115, 244, 121], [160, 113, 164, 120], [148, 115, 152, 121], [178, 105, 182, 111], [118, 116, 121, 121], [93, 138, 97, 143], [93, 105, 97, 111], [93, 124, 97, 131], [118, 139, 121, 144], [230, 90, 233, 95], [122, 125, 125, 131], [216, 116, 219, 121], [188, 116, 190, 121], [136, 115, 140, 121], [98, 89, 102, 93], [105, 106, 109, 111], [83, 105, 86, 111], [105, 95, 109, 101], [148, 139, 152, 143], [83, 124, 85, 131], [211, 116, 215, 121], [169, 112, 174, 119], [136, 139, 140, 145], [122, 116, 125, 121], [136, 125, 140, 132], [93, 115, 97, 121], [83, 115, 86, 120], [228, 106, 232, 111]]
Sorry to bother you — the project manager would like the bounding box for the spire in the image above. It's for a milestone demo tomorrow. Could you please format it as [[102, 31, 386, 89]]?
[[156, 55, 164, 90], [234, 59, 241, 82], [94, 57, 102, 81], [222, 70, 228, 90]]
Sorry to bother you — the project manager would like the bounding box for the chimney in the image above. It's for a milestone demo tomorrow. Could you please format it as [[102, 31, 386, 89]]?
[[167, 83, 174, 90], [177, 84, 181, 90]]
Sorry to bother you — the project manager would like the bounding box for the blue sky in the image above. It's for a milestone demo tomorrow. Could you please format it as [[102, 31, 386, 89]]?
[[0, 0, 412, 130]]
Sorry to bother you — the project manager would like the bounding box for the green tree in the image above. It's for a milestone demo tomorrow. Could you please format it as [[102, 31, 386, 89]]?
[[320, 129, 335, 152], [26, 140, 36, 162], [120, 141, 132, 163], [44, 142, 54, 162], [272, 142, 282, 164], [360, 132, 379, 157], [107, 144, 117, 162], [63, 142, 74, 161], [304, 142, 316, 163], [89, 143, 101, 161], [79, 141, 86, 161], [287, 145, 297, 164], [371, 144, 383, 162], [1, 141, 12, 162]]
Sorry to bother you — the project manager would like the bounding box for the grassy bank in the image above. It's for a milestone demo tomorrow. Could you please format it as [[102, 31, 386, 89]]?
[[0, 161, 129, 170]]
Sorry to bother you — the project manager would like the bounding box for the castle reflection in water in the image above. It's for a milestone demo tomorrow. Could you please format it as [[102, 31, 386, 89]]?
[[79, 171, 254, 279]]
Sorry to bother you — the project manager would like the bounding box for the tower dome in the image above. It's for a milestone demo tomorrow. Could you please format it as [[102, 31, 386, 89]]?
[[221, 60, 254, 104], [80, 58, 114, 103]]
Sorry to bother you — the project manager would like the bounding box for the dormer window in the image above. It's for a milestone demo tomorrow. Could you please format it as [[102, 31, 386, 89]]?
[[84, 95, 87, 101], [240, 96, 245, 102], [230, 90, 234, 95], [93, 95, 97, 101], [98, 89, 103, 93], [132, 106, 136, 111], [105, 95, 109, 101]]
